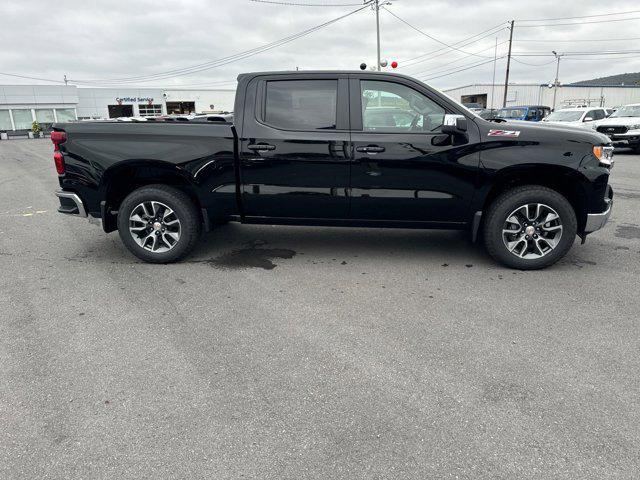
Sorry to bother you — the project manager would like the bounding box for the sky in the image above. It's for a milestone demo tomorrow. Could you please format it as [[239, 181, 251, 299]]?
[[1, 0, 639, 90]]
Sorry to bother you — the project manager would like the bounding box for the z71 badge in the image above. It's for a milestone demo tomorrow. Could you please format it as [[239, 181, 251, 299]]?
[[488, 129, 521, 137]]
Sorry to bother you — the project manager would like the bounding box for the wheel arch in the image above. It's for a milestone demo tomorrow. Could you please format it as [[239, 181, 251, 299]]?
[[476, 165, 589, 234], [100, 160, 204, 233]]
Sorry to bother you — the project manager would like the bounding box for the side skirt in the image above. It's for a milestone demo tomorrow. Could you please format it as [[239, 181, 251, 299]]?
[[230, 215, 468, 230]]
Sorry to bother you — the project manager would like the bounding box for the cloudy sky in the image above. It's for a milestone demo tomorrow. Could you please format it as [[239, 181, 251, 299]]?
[[1, 0, 639, 90]]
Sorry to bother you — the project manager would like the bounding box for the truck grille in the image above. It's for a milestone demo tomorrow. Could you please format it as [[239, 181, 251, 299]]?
[[597, 125, 628, 135]]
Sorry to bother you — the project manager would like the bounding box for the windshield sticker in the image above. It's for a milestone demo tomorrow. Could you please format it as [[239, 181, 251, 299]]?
[[488, 129, 521, 137]]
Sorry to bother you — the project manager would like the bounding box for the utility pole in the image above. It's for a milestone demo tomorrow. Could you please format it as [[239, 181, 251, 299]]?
[[552, 51, 563, 111], [490, 36, 498, 110], [502, 20, 514, 107], [375, 0, 381, 71]]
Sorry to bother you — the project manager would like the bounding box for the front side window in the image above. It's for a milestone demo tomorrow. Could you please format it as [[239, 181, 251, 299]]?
[[361, 80, 445, 133], [264, 80, 337, 130]]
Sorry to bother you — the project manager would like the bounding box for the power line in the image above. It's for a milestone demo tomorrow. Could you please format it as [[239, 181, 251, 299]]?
[[408, 40, 509, 77], [0, 72, 66, 83], [419, 57, 505, 82], [515, 37, 640, 43], [400, 25, 508, 69], [516, 16, 640, 27], [517, 9, 640, 22], [511, 58, 557, 67], [383, 7, 496, 60], [512, 50, 640, 57], [249, 0, 368, 5], [70, 5, 368, 84]]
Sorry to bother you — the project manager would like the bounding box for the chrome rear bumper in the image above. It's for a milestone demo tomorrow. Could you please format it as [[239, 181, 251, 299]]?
[[55, 190, 87, 218]]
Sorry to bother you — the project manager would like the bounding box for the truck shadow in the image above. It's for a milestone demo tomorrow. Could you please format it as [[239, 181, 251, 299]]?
[[192, 223, 488, 269]]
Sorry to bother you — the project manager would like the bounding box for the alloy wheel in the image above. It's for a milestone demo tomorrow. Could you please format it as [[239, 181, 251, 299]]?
[[128, 201, 181, 253], [502, 203, 563, 259]]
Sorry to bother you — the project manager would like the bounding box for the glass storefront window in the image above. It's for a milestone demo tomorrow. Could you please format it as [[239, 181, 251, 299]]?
[[12, 109, 34, 130], [0, 110, 12, 130], [35, 109, 55, 124], [55, 108, 76, 122]]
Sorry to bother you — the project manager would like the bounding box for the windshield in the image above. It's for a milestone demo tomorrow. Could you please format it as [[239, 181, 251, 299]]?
[[545, 111, 583, 122], [496, 108, 525, 119], [610, 105, 640, 118]]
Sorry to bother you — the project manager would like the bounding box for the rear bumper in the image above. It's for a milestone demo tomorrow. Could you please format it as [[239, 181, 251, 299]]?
[[584, 187, 613, 233], [55, 190, 87, 217]]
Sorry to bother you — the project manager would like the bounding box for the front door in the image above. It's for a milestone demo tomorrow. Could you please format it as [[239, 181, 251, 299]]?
[[348, 77, 479, 224], [239, 76, 350, 219]]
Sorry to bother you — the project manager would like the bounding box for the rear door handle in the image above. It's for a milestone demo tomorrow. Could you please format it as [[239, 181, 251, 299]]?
[[247, 143, 276, 151], [356, 145, 385, 154]]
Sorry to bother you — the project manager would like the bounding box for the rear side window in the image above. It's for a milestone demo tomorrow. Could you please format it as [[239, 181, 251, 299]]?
[[264, 80, 337, 130]]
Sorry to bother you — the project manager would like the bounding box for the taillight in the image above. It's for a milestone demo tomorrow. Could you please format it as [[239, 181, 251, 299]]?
[[51, 131, 67, 175], [54, 152, 65, 174], [50, 131, 66, 146]]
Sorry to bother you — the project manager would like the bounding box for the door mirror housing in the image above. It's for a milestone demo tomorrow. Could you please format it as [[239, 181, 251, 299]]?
[[583, 117, 594, 122], [442, 114, 468, 135]]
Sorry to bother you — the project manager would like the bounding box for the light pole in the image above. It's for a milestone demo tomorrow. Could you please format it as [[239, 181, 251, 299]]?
[[552, 50, 563, 111], [374, 0, 381, 71]]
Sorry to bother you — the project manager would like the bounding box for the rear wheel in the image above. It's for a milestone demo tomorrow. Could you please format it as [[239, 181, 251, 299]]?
[[483, 186, 577, 270], [117, 185, 201, 263]]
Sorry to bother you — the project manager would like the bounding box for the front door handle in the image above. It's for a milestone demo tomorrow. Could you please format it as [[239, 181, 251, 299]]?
[[356, 145, 385, 154], [247, 143, 276, 152]]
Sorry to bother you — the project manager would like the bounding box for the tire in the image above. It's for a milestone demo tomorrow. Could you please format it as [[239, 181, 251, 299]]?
[[117, 185, 202, 263], [483, 186, 577, 270]]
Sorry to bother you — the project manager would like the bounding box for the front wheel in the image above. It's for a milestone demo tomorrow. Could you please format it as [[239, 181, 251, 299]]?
[[483, 186, 577, 270], [117, 185, 202, 263]]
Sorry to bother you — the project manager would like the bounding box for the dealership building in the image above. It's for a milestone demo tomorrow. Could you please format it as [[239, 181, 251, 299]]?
[[0, 84, 236, 132], [443, 83, 640, 110]]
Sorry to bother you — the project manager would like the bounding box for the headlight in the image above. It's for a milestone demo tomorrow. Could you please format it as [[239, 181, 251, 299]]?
[[593, 145, 614, 167], [628, 124, 640, 130]]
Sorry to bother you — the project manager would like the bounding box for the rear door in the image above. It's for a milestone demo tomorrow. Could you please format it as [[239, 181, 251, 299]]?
[[239, 74, 350, 219], [348, 75, 480, 224]]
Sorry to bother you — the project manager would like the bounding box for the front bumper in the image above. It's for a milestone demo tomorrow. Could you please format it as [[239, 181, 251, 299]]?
[[584, 188, 613, 233], [603, 133, 640, 147]]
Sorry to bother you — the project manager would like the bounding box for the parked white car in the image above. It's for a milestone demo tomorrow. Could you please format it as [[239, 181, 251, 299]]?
[[590, 103, 640, 152], [541, 107, 608, 128]]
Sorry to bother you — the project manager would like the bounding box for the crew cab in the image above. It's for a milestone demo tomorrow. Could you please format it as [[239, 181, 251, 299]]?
[[592, 103, 640, 153], [51, 71, 614, 269]]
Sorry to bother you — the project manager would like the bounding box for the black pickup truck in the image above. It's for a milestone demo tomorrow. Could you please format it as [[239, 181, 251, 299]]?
[[52, 70, 614, 269]]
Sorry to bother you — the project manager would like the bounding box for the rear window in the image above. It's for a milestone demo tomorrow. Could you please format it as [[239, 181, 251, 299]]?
[[264, 80, 337, 130]]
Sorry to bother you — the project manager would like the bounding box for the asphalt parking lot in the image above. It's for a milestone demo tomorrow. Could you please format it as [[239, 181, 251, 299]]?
[[1, 138, 639, 479]]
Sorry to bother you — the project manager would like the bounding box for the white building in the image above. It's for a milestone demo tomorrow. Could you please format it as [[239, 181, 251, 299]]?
[[0, 84, 236, 132], [442, 83, 640, 110]]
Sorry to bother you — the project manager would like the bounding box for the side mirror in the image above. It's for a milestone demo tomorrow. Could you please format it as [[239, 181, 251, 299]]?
[[442, 114, 468, 135], [583, 117, 593, 122]]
